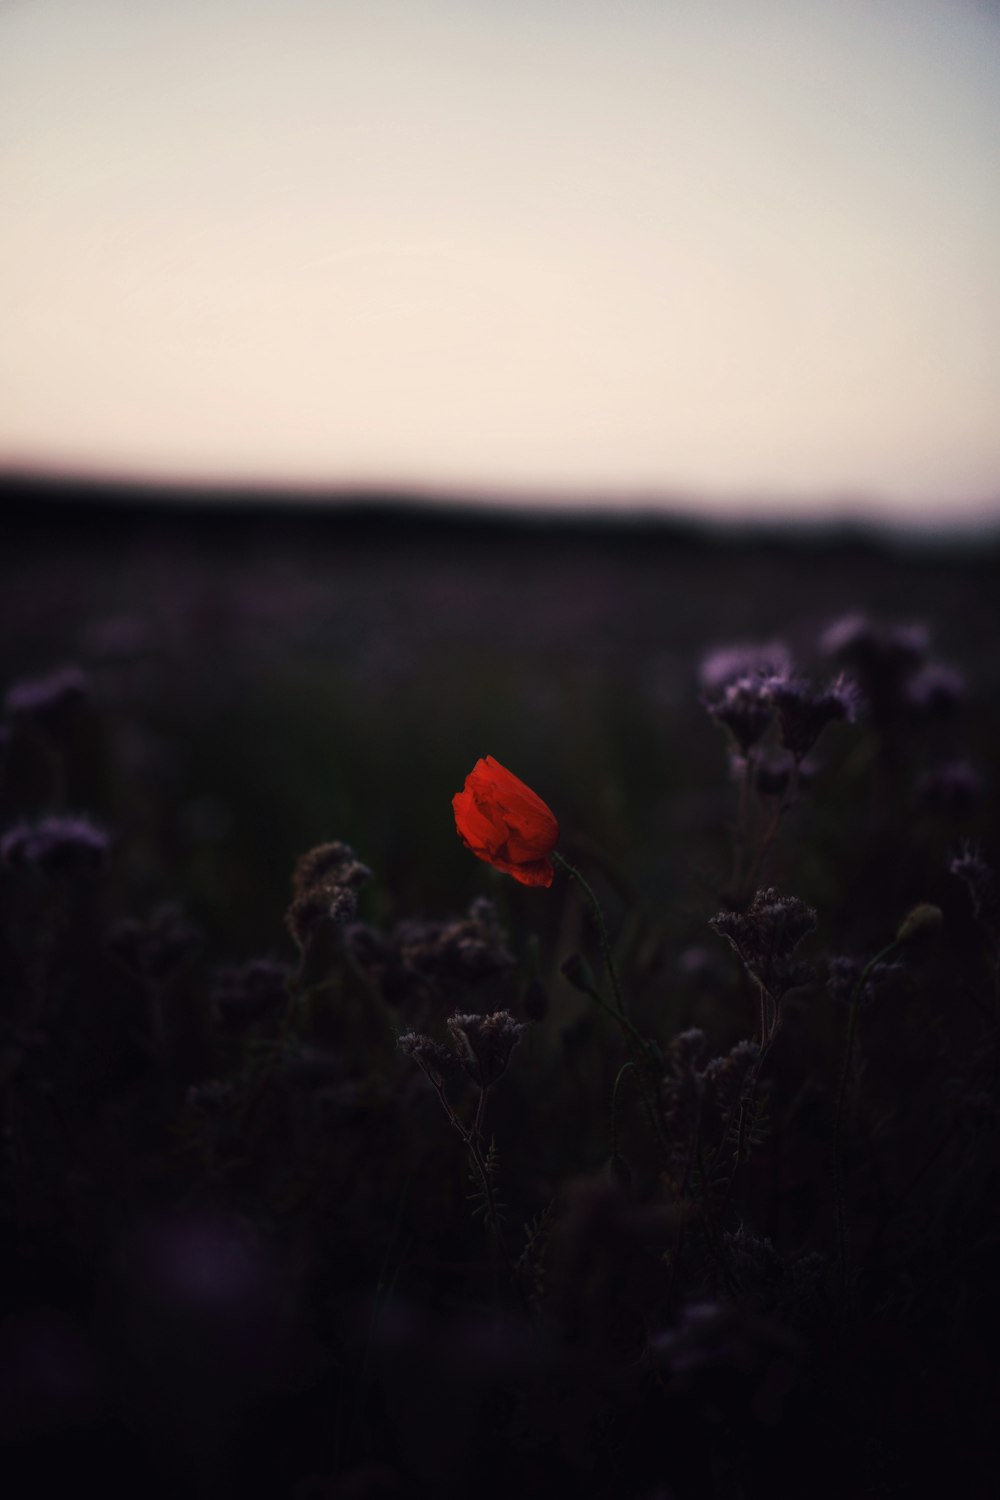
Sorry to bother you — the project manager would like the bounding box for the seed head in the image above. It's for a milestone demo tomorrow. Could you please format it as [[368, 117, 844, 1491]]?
[[710, 888, 817, 1001], [398, 1031, 461, 1086], [286, 841, 372, 950], [446, 1009, 525, 1088]]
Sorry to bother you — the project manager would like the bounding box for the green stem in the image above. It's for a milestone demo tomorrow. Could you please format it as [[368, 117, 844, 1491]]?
[[554, 850, 671, 1166], [553, 851, 628, 1019], [610, 1060, 637, 1160]]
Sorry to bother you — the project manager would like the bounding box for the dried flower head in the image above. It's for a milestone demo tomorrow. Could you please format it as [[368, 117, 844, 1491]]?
[[703, 1038, 760, 1098], [393, 897, 514, 986], [710, 888, 817, 1001], [286, 841, 372, 950], [826, 955, 906, 1009], [446, 1010, 525, 1088], [397, 1030, 461, 1086]]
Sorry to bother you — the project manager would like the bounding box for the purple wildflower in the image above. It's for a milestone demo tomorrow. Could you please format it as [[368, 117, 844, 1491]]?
[[765, 673, 860, 762], [700, 643, 791, 756], [4, 665, 90, 725], [0, 815, 110, 875]]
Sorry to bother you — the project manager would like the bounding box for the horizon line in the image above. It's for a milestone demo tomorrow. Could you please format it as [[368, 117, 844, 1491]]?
[[2, 458, 999, 542]]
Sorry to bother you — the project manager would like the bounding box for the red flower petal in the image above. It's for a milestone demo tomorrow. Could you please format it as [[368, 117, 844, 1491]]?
[[453, 757, 559, 886]]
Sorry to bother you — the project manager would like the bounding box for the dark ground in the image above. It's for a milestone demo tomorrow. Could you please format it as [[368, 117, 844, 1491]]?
[[2, 475, 1000, 1498]]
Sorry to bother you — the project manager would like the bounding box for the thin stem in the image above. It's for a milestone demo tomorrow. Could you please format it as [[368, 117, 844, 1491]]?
[[610, 1060, 637, 1160], [833, 939, 899, 1300], [553, 851, 673, 1169], [473, 1083, 489, 1144], [730, 751, 755, 897], [664, 1094, 705, 1314], [424, 1070, 530, 1318], [552, 851, 627, 1019], [744, 761, 800, 900]]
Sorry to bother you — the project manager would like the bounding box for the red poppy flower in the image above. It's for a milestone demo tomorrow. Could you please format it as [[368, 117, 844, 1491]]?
[[452, 756, 559, 888]]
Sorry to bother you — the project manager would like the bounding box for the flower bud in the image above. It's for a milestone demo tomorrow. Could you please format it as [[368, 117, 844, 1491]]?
[[896, 903, 943, 946], [560, 952, 598, 993]]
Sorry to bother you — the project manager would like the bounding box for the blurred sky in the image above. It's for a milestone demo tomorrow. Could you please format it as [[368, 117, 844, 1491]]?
[[1, 0, 999, 519]]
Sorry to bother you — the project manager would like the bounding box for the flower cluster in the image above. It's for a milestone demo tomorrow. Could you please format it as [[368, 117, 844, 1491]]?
[[710, 888, 817, 1001], [400, 1008, 525, 1091], [285, 841, 372, 950], [700, 640, 860, 765]]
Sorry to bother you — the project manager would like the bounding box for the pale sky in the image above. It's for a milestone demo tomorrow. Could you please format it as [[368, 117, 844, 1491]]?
[[2, 0, 999, 519]]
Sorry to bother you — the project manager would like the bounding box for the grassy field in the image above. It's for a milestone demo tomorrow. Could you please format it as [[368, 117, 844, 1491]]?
[[2, 481, 1000, 1497]]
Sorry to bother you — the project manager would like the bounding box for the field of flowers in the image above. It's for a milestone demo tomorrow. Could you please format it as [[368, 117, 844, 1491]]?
[[2, 489, 999, 1497]]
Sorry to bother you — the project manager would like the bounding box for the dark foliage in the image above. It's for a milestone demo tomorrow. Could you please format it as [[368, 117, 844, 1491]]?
[[2, 494, 1000, 1498]]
